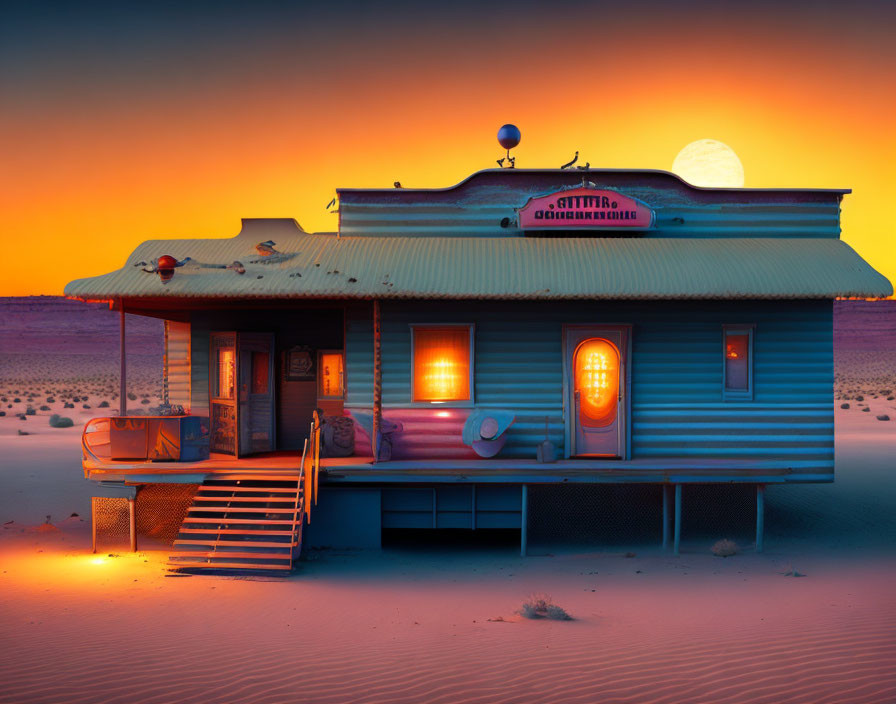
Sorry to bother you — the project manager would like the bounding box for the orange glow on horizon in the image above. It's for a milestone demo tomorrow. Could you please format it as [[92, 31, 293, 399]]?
[[1, 5, 893, 296]]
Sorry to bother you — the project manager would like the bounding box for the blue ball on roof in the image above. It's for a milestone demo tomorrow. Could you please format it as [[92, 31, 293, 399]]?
[[497, 124, 521, 150]]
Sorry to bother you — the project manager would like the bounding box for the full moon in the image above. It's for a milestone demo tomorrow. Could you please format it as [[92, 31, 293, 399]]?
[[672, 139, 745, 188]]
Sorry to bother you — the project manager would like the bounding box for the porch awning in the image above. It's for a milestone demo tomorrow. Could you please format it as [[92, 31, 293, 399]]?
[[65, 219, 892, 301]]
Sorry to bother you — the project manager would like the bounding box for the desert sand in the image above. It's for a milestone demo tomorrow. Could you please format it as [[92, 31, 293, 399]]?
[[1, 298, 894, 703]]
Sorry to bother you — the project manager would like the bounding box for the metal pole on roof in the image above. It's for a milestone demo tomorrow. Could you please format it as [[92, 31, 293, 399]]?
[[119, 303, 127, 417], [372, 299, 381, 463]]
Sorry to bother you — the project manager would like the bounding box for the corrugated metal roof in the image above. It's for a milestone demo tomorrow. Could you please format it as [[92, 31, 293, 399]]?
[[64, 219, 892, 301]]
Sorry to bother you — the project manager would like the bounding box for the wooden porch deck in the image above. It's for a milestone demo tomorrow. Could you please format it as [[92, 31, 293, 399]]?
[[83, 452, 832, 484]]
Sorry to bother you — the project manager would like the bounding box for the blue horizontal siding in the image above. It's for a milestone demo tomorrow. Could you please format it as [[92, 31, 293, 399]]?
[[344, 300, 833, 474]]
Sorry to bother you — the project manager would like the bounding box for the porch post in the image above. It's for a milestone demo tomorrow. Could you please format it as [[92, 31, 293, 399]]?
[[662, 484, 671, 550], [673, 484, 682, 556], [372, 299, 382, 463], [520, 484, 528, 557], [119, 303, 127, 417], [756, 484, 765, 553]]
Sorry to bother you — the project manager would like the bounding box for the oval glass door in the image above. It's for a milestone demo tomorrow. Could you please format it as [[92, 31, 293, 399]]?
[[571, 335, 623, 457], [575, 338, 620, 427]]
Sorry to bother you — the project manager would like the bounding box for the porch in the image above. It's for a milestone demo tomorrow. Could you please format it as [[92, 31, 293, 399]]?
[[82, 449, 828, 485]]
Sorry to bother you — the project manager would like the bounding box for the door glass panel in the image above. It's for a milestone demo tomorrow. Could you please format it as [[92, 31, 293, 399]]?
[[251, 351, 269, 394], [215, 347, 235, 399], [574, 338, 620, 428], [318, 352, 343, 398]]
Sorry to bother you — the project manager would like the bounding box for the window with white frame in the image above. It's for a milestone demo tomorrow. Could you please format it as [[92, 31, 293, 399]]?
[[723, 325, 754, 400], [410, 324, 474, 403]]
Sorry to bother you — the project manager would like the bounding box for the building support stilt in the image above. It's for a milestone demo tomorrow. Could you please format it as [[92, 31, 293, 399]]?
[[520, 484, 528, 557], [673, 484, 682, 556], [756, 484, 765, 553], [128, 497, 137, 552], [662, 484, 671, 550]]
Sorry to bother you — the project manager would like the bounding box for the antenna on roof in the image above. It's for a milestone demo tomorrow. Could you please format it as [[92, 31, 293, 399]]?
[[496, 124, 520, 169]]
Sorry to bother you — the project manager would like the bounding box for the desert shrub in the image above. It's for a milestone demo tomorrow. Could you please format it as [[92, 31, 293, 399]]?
[[877, 415, 890, 421], [140, 398, 150, 404], [711, 539, 738, 557], [63, 402, 74, 409], [840, 403, 850, 409], [18, 429, 29, 436], [856, 395, 864, 401], [13, 397, 20, 403], [39, 405, 50, 411], [519, 594, 573, 621], [25, 407, 36, 416], [0, 397, 6, 402], [0, 411, 5, 416], [46, 397, 55, 403], [82, 404, 91, 409], [49, 415, 74, 428], [127, 392, 137, 401], [862, 407, 870, 412], [98, 400, 109, 408]]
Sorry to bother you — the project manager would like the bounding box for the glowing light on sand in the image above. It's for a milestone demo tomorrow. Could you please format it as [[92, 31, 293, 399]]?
[[90, 557, 106, 565], [672, 139, 745, 188]]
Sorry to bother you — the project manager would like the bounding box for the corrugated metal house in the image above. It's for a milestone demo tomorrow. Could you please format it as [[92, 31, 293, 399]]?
[[65, 168, 892, 571]]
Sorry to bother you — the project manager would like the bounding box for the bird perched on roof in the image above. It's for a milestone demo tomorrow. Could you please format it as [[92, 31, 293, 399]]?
[[227, 261, 246, 275], [393, 182, 402, 188], [255, 240, 278, 256], [576, 162, 590, 170], [560, 151, 579, 169]]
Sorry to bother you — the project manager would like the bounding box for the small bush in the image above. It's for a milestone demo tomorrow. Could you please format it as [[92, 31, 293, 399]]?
[[140, 398, 150, 404], [39, 405, 50, 411], [82, 404, 91, 409], [877, 415, 890, 421], [840, 403, 850, 409], [17, 429, 29, 436], [711, 539, 738, 557], [862, 407, 870, 412], [63, 402, 74, 409], [98, 400, 109, 408], [519, 594, 573, 621], [13, 397, 21, 403], [49, 415, 74, 428], [0, 411, 5, 417], [46, 397, 55, 403], [127, 392, 137, 401], [856, 395, 864, 401], [25, 407, 36, 416]]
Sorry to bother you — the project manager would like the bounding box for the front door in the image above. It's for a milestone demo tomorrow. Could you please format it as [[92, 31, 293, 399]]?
[[565, 326, 629, 458], [238, 333, 275, 455], [209, 332, 275, 456]]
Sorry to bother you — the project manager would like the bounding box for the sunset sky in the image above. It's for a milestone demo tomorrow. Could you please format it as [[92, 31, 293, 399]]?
[[2, 0, 894, 296]]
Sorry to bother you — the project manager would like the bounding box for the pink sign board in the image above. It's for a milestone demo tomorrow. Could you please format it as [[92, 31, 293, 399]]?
[[518, 187, 654, 230]]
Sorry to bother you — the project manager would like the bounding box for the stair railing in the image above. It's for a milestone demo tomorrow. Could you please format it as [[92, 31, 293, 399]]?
[[291, 438, 309, 562]]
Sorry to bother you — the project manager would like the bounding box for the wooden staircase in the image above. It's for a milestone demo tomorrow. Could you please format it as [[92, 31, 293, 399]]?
[[168, 476, 304, 572], [168, 413, 321, 574]]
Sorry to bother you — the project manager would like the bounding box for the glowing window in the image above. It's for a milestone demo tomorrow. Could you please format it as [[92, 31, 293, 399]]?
[[412, 325, 472, 403], [723, 326, 754, 399], [574, 338, 620, 427], [318, 351, 344, 399]]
